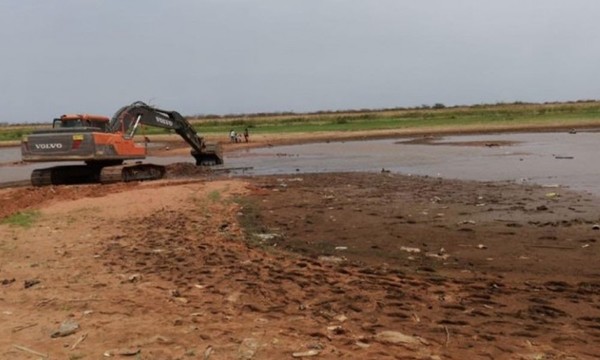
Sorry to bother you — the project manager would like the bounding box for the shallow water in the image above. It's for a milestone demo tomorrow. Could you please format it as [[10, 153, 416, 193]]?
[[1, 131, 599, 195], [225, 131, 600, 195]]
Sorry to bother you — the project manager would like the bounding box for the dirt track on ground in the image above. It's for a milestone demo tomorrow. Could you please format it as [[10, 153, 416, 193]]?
[[1, 131, 600, 359]]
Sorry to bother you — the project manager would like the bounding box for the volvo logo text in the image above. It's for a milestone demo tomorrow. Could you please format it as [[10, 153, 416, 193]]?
[[34, 143, 63, 150], [155, 117, 174, 127]]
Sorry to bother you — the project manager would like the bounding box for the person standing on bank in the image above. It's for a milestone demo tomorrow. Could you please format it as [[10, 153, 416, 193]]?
[[243, 127, 249, 143]]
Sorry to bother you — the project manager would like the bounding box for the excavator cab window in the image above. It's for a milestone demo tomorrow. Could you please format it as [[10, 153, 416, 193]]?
[[60, 119, 84, 128], [53, 118, 107, 131]]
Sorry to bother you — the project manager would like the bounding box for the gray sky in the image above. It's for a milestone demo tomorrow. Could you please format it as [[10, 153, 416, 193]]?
[[1, 0, 600, 123]]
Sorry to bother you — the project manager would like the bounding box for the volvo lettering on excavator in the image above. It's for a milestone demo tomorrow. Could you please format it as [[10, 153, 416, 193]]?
[[21, 101, 223, 186]]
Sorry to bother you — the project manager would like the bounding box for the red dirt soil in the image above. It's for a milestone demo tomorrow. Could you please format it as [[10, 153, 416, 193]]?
[[0, 168, 599, 359]]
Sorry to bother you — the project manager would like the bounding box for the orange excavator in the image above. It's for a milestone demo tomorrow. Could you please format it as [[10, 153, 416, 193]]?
[[21, 101, 223, 186]]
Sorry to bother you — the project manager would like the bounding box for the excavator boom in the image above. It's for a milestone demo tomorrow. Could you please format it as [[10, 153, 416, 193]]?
[[109, 101, 223, 165]]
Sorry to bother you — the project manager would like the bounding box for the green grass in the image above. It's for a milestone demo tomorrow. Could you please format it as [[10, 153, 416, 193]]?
[[233, 196, 273, 249], [207, 190, 221, 202], [2, 101, 600, 143], [0, 128, 32, 142], [188, 101, 600, 135], [1, 210, 40, 228]]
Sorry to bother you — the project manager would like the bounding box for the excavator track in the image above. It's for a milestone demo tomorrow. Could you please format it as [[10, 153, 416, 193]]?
[[31, 168, 53, 186], [30, 163, 166, 186], [100, 163, 166, 184], [31, 165, 102, 186]]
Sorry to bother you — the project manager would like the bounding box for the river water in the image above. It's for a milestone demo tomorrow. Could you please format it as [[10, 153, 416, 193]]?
[[1, 131, 599, 195]]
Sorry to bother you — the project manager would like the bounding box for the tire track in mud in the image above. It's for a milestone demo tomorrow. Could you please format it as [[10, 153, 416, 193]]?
[[101, 174, 600, 359]]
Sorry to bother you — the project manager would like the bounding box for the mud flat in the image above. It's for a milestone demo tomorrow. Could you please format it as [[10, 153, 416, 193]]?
[[0, 169, 599, 359]]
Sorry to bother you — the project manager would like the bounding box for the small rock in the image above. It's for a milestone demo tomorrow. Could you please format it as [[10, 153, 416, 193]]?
[[593, 224, 600, 231], [477, 244, 487, 249], [334, 314, 348, 322], [327, 325, 345, 334], [51, 320, 79, 338], [374, 330, 428, 348], [116, 348, 141, 356], [318, 255, 345, 264], [292, 349, 321, 358], [355, 341, 370, 349], [127, 274, 142, 283], [238, 338, 259, 360]]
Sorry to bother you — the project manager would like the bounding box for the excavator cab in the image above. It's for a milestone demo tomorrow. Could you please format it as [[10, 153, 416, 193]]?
[[54, 115, 110, 132]]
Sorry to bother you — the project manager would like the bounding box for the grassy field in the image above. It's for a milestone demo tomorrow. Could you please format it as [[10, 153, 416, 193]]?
[[2, 101, 600, 143]]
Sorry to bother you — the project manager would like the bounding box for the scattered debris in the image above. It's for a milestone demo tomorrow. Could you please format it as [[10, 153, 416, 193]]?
[[426, 252, 450, 260], [23, 279, 40, 289], [458, 220, 476, 225], [334, 246, 348, 251], [1, 278, 15, 285], [71, 333, 88, 350], [11, 323, 37, 333], [400, 246, 421, 253], [204, 345, 213, 359], [444, 325, 450, 346], [554, 156, 574, 160], [104, 348, 141, 357], [253, 233, 280, 241]]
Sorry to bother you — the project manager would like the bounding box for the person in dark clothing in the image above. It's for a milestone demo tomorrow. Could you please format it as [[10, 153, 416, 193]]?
[[243, 128, 249, 143]]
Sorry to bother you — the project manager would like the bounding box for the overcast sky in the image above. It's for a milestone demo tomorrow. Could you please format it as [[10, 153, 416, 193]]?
[[1, 1, 600, 123]]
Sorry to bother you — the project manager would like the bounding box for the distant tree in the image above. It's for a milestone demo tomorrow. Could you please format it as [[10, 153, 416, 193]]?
[[433, 103, 446, 109]]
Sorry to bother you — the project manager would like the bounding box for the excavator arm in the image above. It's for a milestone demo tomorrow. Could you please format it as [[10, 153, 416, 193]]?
[[110, 101, 223, 165]]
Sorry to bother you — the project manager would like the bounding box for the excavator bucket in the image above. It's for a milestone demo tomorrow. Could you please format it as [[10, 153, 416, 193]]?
[[192, 143, 224, 166]]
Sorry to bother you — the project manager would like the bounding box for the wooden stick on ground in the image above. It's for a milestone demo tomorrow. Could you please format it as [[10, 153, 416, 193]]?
[[13, 344, 48, 359]]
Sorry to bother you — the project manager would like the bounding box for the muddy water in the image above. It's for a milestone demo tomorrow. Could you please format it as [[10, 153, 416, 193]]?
[[226, 131, 600, 195], [1, 132, 599, 195]]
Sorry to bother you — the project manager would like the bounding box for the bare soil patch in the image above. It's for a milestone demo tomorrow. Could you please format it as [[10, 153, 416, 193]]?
[[1, 169, 599, 359]]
